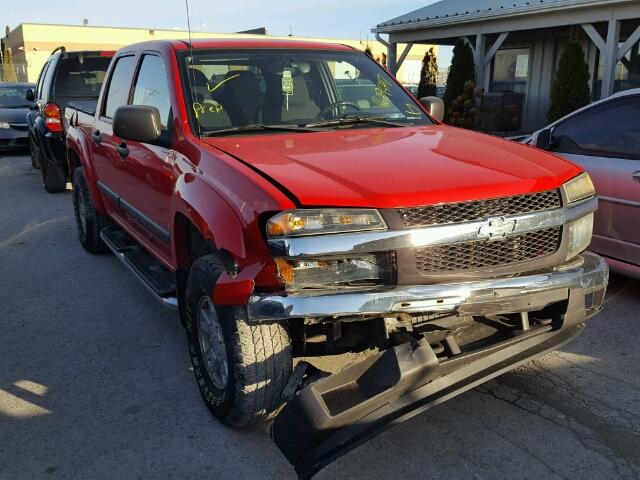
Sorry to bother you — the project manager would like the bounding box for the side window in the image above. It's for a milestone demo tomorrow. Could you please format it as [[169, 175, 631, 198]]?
[[103, 55, 136, 119], [131, 54, 172, 128], [552, 96, 640, 159], [39, 59, 56, 101], [35, 61, 49, 99]]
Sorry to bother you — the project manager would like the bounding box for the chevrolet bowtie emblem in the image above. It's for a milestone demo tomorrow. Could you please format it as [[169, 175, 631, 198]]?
[[478, 217, 517, 240]]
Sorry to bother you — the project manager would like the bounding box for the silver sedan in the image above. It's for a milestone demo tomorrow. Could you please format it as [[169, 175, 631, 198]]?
[[527, 89, 640, 279]]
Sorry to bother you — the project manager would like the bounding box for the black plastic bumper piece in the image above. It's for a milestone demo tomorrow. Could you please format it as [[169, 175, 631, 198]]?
[[271, 323, 584, 479]]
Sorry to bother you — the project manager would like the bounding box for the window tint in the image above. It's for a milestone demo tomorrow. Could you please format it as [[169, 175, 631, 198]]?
[[132, 55, 171, 128], [552, 96, 640, 159], [54, 55, 112, 98], [40, 58, 56, 101], [103, 55, 135, 119], [36, 61, 49, 100]]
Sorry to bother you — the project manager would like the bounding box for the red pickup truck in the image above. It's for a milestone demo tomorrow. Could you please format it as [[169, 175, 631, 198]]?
[[65, 38, 608, 478]]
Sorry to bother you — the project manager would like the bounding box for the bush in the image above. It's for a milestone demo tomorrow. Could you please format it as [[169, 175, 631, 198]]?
[[547, 41, 590, 123], [443, 38, 476, 122], [448, 80, 483, 130], [417, 47, 438, 98]]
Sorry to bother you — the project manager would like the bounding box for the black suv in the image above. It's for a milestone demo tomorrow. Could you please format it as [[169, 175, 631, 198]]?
[[26, 47, 114, 192]]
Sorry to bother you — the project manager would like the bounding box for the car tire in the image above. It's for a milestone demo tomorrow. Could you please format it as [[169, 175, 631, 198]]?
[[185, 255, 292, 428], [41, 155, 67, 193], [29, 137, 41, 169], [72, 167, 110, 254]]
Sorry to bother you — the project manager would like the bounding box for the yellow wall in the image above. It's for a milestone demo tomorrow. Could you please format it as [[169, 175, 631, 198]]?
[[3, 23, 437, 84]]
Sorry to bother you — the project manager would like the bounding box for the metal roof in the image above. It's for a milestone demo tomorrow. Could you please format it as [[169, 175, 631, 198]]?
[[374, 0, 629, 32]]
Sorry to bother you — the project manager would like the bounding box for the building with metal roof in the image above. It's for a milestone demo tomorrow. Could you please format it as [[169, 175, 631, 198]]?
[[373, 0, 640, 131]]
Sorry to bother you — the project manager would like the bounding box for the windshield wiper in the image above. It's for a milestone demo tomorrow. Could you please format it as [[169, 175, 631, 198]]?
[[201, 123, 321, 137], [305, 115, 409, 129]]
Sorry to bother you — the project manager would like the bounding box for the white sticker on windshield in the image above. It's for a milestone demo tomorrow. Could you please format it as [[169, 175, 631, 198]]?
[[282, 69, 294, 111]]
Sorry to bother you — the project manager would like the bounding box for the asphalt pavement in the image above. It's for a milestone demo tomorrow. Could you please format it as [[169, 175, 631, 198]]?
[[1, 152, 639, 479]]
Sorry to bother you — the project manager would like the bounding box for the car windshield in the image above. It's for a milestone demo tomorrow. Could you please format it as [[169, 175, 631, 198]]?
[[0, 85, 32, 108], [53, 54, 113, 98], [179, 49, 432, 134]]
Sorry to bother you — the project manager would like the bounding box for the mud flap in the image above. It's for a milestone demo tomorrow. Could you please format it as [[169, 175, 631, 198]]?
[[271, 324, 583, 479]]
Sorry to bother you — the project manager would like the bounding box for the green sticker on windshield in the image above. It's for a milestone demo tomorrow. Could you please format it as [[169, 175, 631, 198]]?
[[282, 70, 294, 111], [371, 74, 392, 108]]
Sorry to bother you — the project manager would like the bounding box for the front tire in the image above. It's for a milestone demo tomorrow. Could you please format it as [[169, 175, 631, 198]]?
[[185, 255, 292, 428], [72, 167, 110, 254]]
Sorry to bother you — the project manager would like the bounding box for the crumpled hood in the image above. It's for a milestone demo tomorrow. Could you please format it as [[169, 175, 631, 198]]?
[[203, 125, 582, 208]]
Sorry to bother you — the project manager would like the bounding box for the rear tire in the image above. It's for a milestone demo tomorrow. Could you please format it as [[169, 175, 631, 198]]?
[[41, 155, 67, 193], [185, 255, 292, 428], [29, 137, 41, 169], [72, 167, 110, 254]]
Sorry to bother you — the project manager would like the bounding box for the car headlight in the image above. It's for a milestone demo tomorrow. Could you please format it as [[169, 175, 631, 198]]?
[[266, 208, 386, 238], [563, 173, 595, 204], [566, 213, 594, 260], [275, 254, 393, 291], [0, 121, 10, 129]]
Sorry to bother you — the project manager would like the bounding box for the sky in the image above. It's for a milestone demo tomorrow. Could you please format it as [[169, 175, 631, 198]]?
[[3, 0, 452, 65]]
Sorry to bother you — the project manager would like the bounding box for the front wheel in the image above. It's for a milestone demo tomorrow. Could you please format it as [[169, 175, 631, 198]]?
[[185, 255, 292, 428], [72, 167, 111, 253]]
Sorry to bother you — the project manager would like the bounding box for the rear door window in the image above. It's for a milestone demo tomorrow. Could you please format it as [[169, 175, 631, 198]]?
[[54, 54, 113, 98], [103, 55, 136, 119], [39, 58, 57, 102], [552, 96, 640, 159], [131, 54, 172, 128], [35, 61, 49, 100]]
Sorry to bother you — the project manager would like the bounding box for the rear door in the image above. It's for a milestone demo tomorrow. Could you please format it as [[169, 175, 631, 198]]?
[[114, 52, 175, 256], [91, 54, 136, 214], [550, 95, 640, 266]]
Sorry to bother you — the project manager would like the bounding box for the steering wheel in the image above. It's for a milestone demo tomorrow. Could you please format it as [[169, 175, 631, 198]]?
[[317, 101, 361, 119]]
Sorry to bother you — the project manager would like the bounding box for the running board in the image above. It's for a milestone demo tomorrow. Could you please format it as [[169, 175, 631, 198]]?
[[100, 227, 178, 310]]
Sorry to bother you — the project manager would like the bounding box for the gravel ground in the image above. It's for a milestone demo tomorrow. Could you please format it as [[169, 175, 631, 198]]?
[[1, 153, 639, 480]]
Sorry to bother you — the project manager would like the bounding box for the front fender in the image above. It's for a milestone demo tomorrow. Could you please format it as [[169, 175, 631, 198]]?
[[66, 127, 107, 214]]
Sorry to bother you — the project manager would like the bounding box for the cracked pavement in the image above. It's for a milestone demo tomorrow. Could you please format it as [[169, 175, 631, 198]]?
[[1, 153, 639, 479]]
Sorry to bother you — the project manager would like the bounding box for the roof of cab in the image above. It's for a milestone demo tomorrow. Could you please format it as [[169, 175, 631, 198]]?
[[119, 37, 356, 52]]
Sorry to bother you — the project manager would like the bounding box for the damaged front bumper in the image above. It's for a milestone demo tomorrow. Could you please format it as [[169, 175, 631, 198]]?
[[249, 253, 608, 322], [267, 253, 609, 478]]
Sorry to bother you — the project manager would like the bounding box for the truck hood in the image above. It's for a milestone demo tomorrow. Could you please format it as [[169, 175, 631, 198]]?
[[203, 125, 582, 208]]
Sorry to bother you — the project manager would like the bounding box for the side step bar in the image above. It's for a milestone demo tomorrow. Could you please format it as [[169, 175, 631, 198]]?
[[100, 227, 178, 310]]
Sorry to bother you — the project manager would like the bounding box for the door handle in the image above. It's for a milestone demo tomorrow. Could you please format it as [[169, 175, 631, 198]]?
[[92, 131, 101, 144], [116, 142, 129, 159], [632, 171, 640, 183]]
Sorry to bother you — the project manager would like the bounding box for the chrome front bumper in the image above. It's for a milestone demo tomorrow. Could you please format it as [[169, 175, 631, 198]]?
[[248, 252, 609, 322]]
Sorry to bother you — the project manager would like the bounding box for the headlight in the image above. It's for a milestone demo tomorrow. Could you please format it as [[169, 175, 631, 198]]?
[[275, 254, 393, 291], [267, 208, 386, 238], [563, 173, 595, 204], [566, 213, 594, 260], [0, 121, 10, 129]]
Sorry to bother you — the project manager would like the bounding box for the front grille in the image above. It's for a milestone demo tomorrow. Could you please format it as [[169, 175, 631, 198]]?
[[415, 227, 561, 273], [399, 189, 562, 227], [10, 124, 28, 132]]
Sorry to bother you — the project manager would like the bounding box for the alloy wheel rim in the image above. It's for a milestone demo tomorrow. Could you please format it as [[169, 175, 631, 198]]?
[[197, 296, 229, 390]]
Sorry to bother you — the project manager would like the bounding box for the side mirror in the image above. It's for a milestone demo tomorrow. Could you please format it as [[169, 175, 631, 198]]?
[[419, 96, 445, 122], [25, 89, 35, 102], [113, 105, 162, 143], [536, 128, 554, 150]]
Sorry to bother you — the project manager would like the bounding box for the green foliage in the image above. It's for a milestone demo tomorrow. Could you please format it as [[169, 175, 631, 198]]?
[[547, 41, 591, 123], [443, 38, 476, 122], [448, 80, 483, 130], [417, 47, 438, 98]]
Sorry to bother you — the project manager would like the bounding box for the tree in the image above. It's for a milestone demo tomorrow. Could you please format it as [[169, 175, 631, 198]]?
[[443, 38, 476, 122], [547, 41, 590, 122], [364, 46, 373, 59], [417, 47, 438, 98]]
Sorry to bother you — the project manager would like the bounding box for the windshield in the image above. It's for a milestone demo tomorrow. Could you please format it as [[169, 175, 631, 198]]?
[[0, 85, 32, 108], [179, 49, 432, 134], [53, 54, 113, 98]]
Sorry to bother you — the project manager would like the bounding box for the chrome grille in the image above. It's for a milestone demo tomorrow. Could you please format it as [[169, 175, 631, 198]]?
[[399, 189, 562, 227], [414, 227, 561, 273]]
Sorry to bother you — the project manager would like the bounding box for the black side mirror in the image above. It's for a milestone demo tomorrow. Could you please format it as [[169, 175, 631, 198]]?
[[536, 128, 554, 150], [419, 96, 445, 122], [113, 105, 162, 144], [25, 89, 35, 102]]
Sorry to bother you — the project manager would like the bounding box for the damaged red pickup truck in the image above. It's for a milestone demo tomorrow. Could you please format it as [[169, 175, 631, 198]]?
[[65, 38, 608, 478]]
